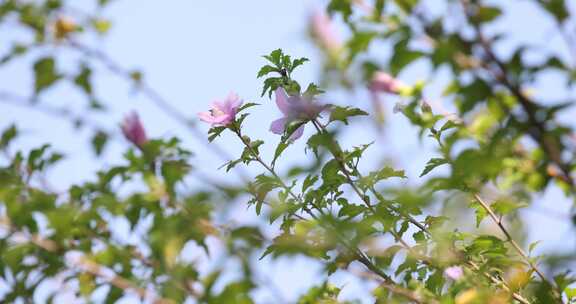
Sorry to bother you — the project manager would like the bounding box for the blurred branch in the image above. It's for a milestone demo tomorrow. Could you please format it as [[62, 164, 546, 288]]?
[[473, 193, 562, 301], [467, 261, 531, 304], [65, 40, 251, 182], [0, 90, 113, 135], [0, 217, 174, 304]]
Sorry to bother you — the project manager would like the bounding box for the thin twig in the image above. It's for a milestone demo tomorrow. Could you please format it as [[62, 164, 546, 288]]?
[[0, 90, 112, 134], [66, 40, 251, 182], [473, 193, 561, 301]]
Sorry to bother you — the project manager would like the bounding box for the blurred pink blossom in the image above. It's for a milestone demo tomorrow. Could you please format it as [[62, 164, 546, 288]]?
[[311, 11, 341, 53], [121, 111, 147, 148], [198, 92, 243, 127], [270, 88, 327, 141], [369, 72, 405, 94], [444, 266, 464, 280]]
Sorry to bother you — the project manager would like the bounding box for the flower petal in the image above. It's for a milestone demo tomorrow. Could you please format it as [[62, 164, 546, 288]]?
[[198, 111, 215, 123], [211, 100, 225, 112], [288, 125, 305, 141], [275, 88, 290, 115], [270, 117, 287, 135], [226, 92, 242, 110], [212, 114, 232, 125]]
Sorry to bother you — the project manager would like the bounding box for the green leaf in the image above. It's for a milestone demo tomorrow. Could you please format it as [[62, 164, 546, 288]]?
[[565, 287, 576, 300], [338, 204, 365, 218], [78, 273, 96, 297], [98, 0, 114, 6], [419, 158, 449, 177], [263, 49, 283, 67], [475, 6, 502, 23], [393, 0, 418, 13], [538, 0, 569, 22], [91, 131, 108, 156], [528, 240, 541, 255], [345, 142, 373, 162], [272, 141, 290, 168], [347, 31, 377, 60], [373, 0, 385, 20], [302, 83, 324, 98], [298, 282, 341, 303], [457, 78, 492, 114], [329, 106, 368, 125], [237, 102, 260, 113], [359, 167, 406, 190], [257, 65, 279, 78], [290, 57, 309, 73], [440, 120, 460, 133], [208, 126, 227, 142], [426, 270, 445, 294], [33, 57, 61, 94], [321, 159, 346, 187], [302, 174, 319, 192], [92, 18, 112, 35], [0, 124, 18, 150], [466, 235, 507, 257], [0, 43, 28, 65], [492, 199, 528, 216], [327, 0, 353, 20], [307, 132, 341, 156], [470, 201, 488, 228], [223, 159, 243, 172], [261, 77, 284, 97], [249, 174, 282, 206], [74, 64, 93, 96], [283, 120, 306, 141], [390, 39, 423, 75]]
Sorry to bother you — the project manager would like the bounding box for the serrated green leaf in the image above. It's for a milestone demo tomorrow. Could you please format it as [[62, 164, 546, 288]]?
[[329, 106, 368, 125], [290, 57, 309, 73], [208, 126, 227, 142], [257, 65, 278, 78], [492, 199, 528, 216], [419, 158, 449, 177]]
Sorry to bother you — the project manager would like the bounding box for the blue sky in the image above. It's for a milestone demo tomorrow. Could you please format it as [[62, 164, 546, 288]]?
[[0, 0, 575, 302]]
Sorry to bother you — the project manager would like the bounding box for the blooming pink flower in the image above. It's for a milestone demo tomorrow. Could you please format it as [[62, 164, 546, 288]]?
[[121, 111, 148, 148], [270, 88, 327, 141], [310, 11, 341, 53], [369, 72, 405, 94], [198, 92, 243, 127], [444, 266, 464, 280]]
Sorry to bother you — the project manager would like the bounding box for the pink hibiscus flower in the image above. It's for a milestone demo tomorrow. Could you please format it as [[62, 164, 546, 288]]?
[[270, 88, 327, 141], [198, 92, 243, 127]]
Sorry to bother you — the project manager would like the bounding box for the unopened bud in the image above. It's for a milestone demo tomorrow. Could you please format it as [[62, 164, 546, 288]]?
[[54, 16, 76, 39]]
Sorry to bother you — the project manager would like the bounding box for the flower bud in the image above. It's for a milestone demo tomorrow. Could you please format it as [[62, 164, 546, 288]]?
[[54, 16, 76, 39], [121, 111, 148, 148]]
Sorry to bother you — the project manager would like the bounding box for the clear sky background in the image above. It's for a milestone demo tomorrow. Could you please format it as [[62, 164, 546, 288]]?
[[0, 0, 575, 303]]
